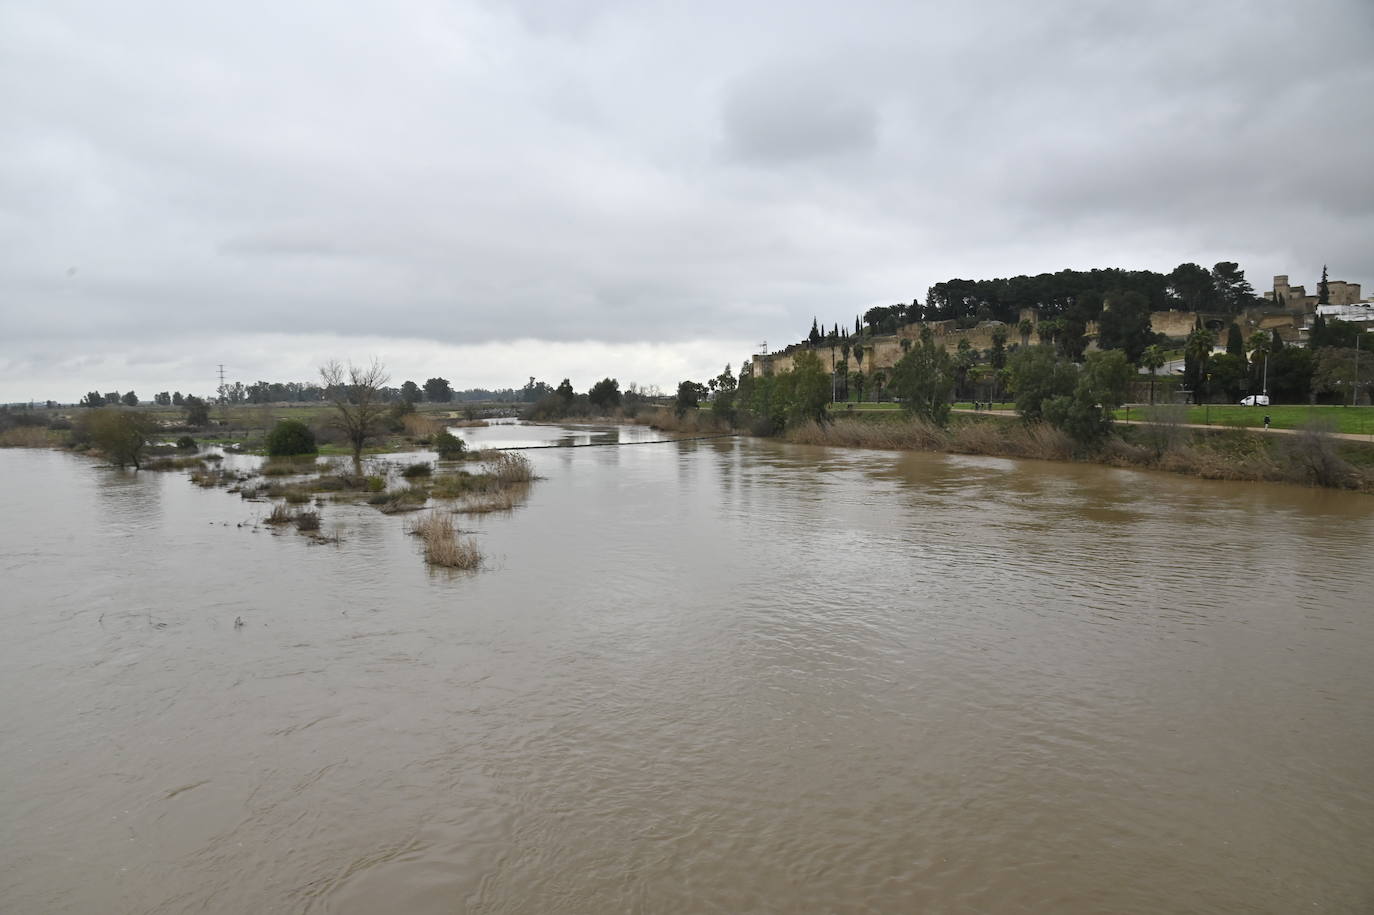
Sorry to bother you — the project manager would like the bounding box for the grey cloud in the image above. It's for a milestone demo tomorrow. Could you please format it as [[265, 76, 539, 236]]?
[[1, 0, 1372, 402], [721, 65, 880, 163]]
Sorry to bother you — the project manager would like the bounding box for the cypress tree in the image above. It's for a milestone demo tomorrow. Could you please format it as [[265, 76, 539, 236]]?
[[1270, 328, 1285, 352], [1226, 323, 1245, 358], [1318, 265, 1330, 305]]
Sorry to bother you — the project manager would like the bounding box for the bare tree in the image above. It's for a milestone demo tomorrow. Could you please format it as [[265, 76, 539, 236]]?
[[319, 359, 390, 465]]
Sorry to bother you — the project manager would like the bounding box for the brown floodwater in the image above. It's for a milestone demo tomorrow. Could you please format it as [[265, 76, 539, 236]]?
[[2, 423, 1373, 913]]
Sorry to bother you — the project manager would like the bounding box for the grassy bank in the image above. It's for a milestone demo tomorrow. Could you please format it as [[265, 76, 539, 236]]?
[[785, 415, 1374, 491], [1112, 403, 1374, 435]]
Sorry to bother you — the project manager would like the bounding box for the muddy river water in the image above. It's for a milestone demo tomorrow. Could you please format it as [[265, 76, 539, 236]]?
[[2, 422, 1373, 913]]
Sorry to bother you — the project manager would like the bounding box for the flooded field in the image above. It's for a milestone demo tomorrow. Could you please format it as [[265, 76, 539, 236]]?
[[2, 423, 1373, 913]]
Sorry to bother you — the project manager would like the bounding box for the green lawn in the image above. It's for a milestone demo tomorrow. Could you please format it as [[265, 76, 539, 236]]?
[[1113, 403, 1374, 435]]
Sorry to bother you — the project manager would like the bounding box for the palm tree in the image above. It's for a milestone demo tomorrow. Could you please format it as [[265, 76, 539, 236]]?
[[1141, 344, 1166, 405]]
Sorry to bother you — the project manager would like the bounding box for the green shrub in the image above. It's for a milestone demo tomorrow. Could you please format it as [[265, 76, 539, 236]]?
[[175, 435, 198, 451], [266, 419, 318, 457], [433, 429, 466, 459], [401, 461, 433, 478]]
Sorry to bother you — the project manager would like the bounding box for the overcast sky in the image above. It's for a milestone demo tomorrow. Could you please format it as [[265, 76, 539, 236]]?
[[2, 0, 1371, 402]]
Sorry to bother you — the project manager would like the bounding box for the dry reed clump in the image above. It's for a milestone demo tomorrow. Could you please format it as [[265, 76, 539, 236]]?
[[786, 417, 949, 451], [485, 452, 535, 485], [459, 485, 528, 514], [0, 426, 53, 447], [640, 407, 725, 434], [1282, 422, 1359, 488], [142, 455, 206, 471], [190, 467, 234, 487], [947, 421, 1007, 455], [402, 413, 445, 439], [293, 510, 321, 532], [407, 511, 482, 569], [265, 503, 295, 525], [1005, 423, 1075, 461]]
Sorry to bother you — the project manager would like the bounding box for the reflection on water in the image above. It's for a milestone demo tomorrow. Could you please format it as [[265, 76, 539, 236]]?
[[2, 431, 1373, 914]]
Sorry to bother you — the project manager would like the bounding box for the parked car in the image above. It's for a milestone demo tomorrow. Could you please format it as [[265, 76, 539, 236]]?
[[1239, 394, 1270, 406]]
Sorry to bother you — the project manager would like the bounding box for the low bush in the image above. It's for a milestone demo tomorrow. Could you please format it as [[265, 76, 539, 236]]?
[[433, 429, 466, 459], [294, 511, 321, 532], [266, 419, 318, 457], [401, 461, 433, 478], [175, 435, 198, 451]]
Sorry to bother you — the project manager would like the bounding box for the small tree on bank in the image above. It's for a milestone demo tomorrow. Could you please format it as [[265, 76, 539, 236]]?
[[891, 337, 954, 425], [266, 419, 318, 457], [320, 359, 390, 465], [81, 407, 157, 469]]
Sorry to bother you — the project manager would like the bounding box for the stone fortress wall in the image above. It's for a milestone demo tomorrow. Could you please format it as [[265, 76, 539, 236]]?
[[752, 274, 1368, 377]]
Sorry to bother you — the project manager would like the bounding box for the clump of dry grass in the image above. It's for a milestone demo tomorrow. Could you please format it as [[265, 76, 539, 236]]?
[[787, 417, 949, 451], [402, 414, 445, 438], [407, 511, 482, 569], [1005, 423, 1075, 461], [265, 503, 295, 525], [190, 467, 234, 487], [142, 455, 206, 471], [294, 510, 321, 532], [0, 426, 54, 447], [459, 486, 529, 514], [486, 451, 535, 485], [947, 421, 1006, 454], [639, 407, 726, 434]]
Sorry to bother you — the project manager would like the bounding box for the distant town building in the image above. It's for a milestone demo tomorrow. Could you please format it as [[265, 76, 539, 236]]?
[[1265, 274, 1365, 310]]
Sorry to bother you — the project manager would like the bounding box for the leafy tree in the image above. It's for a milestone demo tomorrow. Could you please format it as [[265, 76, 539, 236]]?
[[423, 377, 452, 403], [104, 392, 119, 404], [1097, 291, 1154, 363], [320, 359, 391, 465], [400, 380, 422, 403], [782, 351, 831, 427], [1268, 347, 1315, 403], [1008, 346, 1078, 422], [1041, 350, 1134, 445], [172, 391, 184, 406], [674, 380, 706, 417], [712, 364, 739, 426], [1212, 262, 1257, 312], [891, 336, 954, 425], [266, 419, 318, 456], [556, 378, 575, 403], [588, 378, 621, 410], [1017, 318, 1034, 347], [81, 391, 104, 408], [1314, 346, 1374, 404], [183, 395, 209, 426], [154, 391, 171, 406], [83, 407, 157, 468], [1271, 328, 1285, 352], [1167, 262, 1218, 311], [1208, 353, 1248, 402]]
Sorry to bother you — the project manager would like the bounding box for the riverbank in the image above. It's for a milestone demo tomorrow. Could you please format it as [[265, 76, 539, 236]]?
[[783, 413, 1374, 492]]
